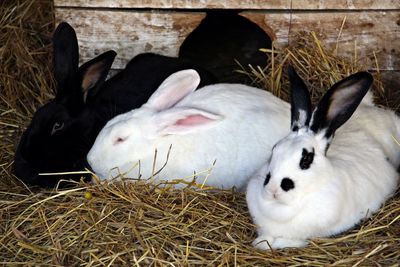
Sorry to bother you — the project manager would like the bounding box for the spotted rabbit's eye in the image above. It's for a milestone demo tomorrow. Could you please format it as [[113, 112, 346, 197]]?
[[51, 122, 64, 135], [264, 172, 271, 186]]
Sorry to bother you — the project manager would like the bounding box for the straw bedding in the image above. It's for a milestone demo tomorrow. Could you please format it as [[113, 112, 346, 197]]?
[[1, 1, 399, 265]]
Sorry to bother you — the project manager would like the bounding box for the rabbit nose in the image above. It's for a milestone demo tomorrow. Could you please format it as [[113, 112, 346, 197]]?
[[266, 188, 279, 199], [86, 154, 94, 168]]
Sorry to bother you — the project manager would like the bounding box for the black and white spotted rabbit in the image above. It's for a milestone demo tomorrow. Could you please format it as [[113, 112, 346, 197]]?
[[246, 66, 400, 249]]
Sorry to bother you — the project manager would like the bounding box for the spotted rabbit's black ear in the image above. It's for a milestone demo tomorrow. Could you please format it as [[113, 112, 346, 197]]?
[[288, 66, 312, 132], [310, 72, 373, 142]]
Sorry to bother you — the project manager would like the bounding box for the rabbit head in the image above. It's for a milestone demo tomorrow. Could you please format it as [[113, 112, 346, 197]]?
[[261, 67, 373, 206], [14, 22, 116, 187]]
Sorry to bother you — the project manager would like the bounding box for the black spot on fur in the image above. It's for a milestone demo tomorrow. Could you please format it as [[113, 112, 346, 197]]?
[[264, 172, 271, 186], [281, 178, 295, 191], [299, 148, 314, 170], [324, 142, 331, 155]]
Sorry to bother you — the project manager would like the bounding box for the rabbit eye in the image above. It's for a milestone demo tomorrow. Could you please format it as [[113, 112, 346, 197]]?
[[263, 172, 271, 186], [113, 136, 127, 145], [299, 148, 314, 170], [51, 122, 64, 135]]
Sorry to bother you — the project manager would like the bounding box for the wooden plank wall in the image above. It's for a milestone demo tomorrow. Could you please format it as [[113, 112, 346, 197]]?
[[54, 0, 400, 77], [55, 0, 400, 10]]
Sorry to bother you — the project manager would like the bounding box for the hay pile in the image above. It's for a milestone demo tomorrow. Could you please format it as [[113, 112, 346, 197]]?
[[1, 1, 399, 265], [0, 0, 55, 189]]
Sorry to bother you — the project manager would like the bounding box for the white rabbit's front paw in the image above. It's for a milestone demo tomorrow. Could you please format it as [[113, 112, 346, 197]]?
[[252, 235, 309, 250], [252, 235, 275, 250], [271, 237, 308, 249]]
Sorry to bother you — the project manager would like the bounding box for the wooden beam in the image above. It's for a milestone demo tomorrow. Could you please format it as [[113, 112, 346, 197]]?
[[54, 0, 400, 10], [55, 8, 400, 71], [55, 9, 205, 69]]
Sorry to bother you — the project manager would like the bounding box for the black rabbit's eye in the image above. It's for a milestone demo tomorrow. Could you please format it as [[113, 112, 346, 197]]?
[[51, 122, 64, 135]]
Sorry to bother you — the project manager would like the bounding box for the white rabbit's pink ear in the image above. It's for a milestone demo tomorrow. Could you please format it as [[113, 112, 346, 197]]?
[[155, 108, 223, 135], [146, 69, 200, 111]]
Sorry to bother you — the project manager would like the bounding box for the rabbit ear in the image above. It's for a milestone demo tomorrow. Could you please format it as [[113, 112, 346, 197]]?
[[288, 66, 312, 131], [154, 108, 223, 135], [310, 72, 373, 141], [146, 69, 200, 111], [53, 22, 79, 95], [79, 50, 117, 103]]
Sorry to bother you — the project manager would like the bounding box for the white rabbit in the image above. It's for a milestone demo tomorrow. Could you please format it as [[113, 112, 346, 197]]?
[[87, 69, 290, 190], [246, 66, 400, 250]]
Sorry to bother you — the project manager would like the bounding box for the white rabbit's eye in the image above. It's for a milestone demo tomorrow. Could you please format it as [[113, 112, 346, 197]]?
[[113, 136, 128, 145], [51, 122, 64, 135]]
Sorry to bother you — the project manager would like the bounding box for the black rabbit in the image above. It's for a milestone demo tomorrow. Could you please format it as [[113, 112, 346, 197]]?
[[14, 22, 217, 188], [179, 10, 272, 84]]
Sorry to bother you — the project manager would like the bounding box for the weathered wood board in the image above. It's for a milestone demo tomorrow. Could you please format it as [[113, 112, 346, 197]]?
[[55, 10, 205, 69], [245, 11, 400, 71], [54, 0, 400, 10], [55, 8, 400, 71]]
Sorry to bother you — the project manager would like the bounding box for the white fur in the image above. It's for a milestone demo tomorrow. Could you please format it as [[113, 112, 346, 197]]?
[[87, 69, 290, 190], [246, 93, 400, 250]]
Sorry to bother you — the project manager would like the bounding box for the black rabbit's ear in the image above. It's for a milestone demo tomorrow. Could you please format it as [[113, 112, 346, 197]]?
[[310, 72, 373, 141], [78, 50, 117, 103], [53, 22, 79, 95], [288, 66, 312, 131]]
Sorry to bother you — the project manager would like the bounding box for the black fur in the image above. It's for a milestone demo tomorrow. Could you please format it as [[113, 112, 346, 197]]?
[[299, 148, 315, 170], [288, 66, 312, 131], [264, 172, 271, 186], [288, 66, 373, 154], [179, 10, 272, 84], [52, 22, 79, 95], [309, 72, 373, 140], [281, 178, 295, 191]]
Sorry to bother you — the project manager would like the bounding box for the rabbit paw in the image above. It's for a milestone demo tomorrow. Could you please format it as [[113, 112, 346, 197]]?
[[252, 235, 275, 250], [252, 235, 308, 250], [271, 237, 308, 249]]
